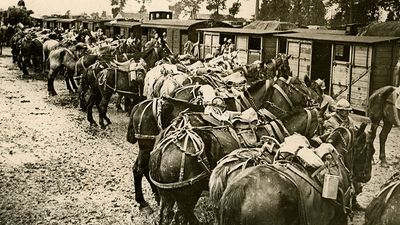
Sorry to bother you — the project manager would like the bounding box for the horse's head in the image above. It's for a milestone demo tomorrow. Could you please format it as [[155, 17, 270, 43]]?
[[352, 122, 374, 183], [326, 123, 374, 184], [129, 59, 147, 84]]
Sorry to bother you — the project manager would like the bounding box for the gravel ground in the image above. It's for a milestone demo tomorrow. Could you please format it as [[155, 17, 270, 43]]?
[[0, 47, 398, 225]]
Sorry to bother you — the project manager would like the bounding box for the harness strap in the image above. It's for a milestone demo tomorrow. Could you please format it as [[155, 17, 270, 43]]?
[[305, 109, 312, 137], [274, 84, 294, 109], [239, 92, 253, 109], [150, 171, 208, 189], [376, 180, 400, 204], [138, 101, 153, 136], [152, 98, 163, 131], [270, 121, 285, 143]]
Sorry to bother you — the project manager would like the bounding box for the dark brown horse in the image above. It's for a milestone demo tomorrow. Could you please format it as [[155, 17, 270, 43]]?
[[149, 113, 241, 225], [218, 124, 373, 225], [85, 60, 146, 129], [367, 85, 400, 167], [126, 97, 205, 213], [365, 172, 400, 225]]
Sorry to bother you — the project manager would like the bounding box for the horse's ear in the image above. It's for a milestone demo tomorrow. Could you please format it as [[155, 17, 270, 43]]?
[[356, 122, 368, 137]]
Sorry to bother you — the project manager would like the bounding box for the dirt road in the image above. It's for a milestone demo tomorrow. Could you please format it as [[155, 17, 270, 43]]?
[[0, 47, 398, 225]]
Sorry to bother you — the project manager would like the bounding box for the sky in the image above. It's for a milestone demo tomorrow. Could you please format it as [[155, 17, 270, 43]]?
[[0, 0, 257, 19]]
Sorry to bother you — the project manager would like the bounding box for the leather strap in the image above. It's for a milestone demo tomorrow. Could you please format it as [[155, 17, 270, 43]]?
[[274, 84, 294, 109]]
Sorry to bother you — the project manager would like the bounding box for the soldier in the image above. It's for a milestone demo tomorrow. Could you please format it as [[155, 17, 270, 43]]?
[[323, 99, 355, 133]]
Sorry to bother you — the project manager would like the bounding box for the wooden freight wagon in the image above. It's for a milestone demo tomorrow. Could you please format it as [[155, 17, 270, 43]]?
[[275, 32, 400, 113], [56, 18, 76, 30], [42, 18, 57, 30], [198, 27, 290, 65], [104, 21, 141, 39], [141, 19, 231, 55]]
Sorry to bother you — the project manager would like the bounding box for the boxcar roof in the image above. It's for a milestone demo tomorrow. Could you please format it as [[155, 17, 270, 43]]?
[[42, 18, 57, 22], [274, 32, 400, 44], [198, 27, 292, 35], [104, 21, 141, 28], [56, 19, 76, 23], [141, 19, 230, 29]]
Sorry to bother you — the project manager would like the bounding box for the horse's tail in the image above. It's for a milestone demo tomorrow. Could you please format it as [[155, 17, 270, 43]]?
[[219, 175, 248, 225], [127, 103, 139, 144], [209, 165, 230, 207]]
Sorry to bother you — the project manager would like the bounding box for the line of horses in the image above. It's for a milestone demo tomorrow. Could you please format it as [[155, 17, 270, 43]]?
[[4, 25, 400, 225]]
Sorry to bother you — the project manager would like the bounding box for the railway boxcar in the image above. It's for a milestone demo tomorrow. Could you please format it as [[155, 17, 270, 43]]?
[[275, 32, 400, 113]]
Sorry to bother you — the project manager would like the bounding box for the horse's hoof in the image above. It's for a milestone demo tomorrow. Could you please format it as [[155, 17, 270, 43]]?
[[69, 90, 75, 94], [380, 161, 389, 168], [48, 92, 57, 96], [116, 108, 123, 112], [139, 205, 154, 215], [90, 122, 98, 127], [100, 125, 106, 129]]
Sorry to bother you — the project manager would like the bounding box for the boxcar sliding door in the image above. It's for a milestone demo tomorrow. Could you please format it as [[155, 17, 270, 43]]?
[[203, 32, 219, 58], [331, 44, 352, 100], [236, 35, 248, 65], [350, 45, 371, 111], [287, 39, 312, 81]]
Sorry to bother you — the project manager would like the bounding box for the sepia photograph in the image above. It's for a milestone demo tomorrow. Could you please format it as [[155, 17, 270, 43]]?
[[0, 0, 399, 224]]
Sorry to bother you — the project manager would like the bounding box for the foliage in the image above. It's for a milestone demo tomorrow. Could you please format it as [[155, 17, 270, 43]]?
[[5, 6, 33, 26], [139, 5, 147, 14], [326, 0, 381, 26], [91, 12, 100, 19], [65, 10, 71, 17], [111, 0, 127, 18], [228, 1, 241, 18], [259, 0, 291, 22], [168, 0, 204, 19], [206, 0, 226, 15], [378, 0, 400, 21], [259, 0, 325, 26], [101, 11, 107, 18]]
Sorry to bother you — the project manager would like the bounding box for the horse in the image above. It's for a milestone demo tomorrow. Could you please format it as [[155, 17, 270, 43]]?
[[367, 85, 400, 167], [365, 172, 400, 225], [126, 97, 205, 213], [17, 33, 33, 76], [47, 47, 81, 95], [85, 60, 147, 129], [31, 38, 43, 72], [0, 25, 8, 55], [217, 124, 374, 225], [43, 39, 60, 72], [148, 112, 242, 225]]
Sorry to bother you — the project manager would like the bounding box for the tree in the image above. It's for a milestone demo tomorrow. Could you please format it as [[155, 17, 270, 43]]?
[[378, 0, 400, 21], [259, 0, 291, 21], [5, 6, 33, 25], [326, 0, 380, 26], [168, 0, 204, 19], [206, 0, 227, 15], [228, 0, 241, 18], [101, 11, 107, 18], [111, 0, 127, 18], [91, 12, 100, 19], [65, 10, 71, 18], [134, 0, 152, 14]]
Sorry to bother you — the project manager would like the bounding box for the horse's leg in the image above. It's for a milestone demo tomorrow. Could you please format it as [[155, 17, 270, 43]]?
[[158, 191, 175, 225], [86, 89, 98, 127], [176, 191, 202, 225], [379, 120, 393, 167], [21, 54, 30, 76], [68, 71, 79, 93], [48, 67, 59, 96], [98, 91, 112, 129], [116, 94, 123, 112]]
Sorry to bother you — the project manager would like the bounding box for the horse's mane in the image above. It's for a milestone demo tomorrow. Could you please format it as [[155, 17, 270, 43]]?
[[247, 79, 266, 93]]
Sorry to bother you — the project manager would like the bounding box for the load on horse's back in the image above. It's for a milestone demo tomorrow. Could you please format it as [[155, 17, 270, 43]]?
[[217, 124, 373, 225]]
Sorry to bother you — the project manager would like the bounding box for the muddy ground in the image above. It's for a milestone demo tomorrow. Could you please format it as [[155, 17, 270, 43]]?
[[0, 47, 398, 225]]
